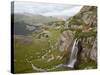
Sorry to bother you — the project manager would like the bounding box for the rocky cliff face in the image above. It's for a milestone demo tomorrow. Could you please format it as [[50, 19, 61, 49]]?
[[58, 30, 74, 52], [58, 6, 97, 69]]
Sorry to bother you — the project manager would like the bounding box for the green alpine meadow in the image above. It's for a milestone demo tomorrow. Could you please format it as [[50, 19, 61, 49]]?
[[12, 2, 97, 73]]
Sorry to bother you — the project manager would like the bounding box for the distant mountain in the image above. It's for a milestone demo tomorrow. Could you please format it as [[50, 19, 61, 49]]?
[[13, 13, 63, 35], [53, 16, 68, 21], [14, 13, 61, 25]]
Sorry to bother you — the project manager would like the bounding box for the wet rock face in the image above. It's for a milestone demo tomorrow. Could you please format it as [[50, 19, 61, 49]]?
[[80, 37, 97, 62], [59, 6, 97, 54], [56, 6, 97, 69], [90, 39, 97, 61], [77, 6, 97, 62]]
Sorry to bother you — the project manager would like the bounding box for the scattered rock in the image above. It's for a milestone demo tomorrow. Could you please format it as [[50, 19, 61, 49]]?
[[47, 54, 55, 62], [56, 56, 63, 60]]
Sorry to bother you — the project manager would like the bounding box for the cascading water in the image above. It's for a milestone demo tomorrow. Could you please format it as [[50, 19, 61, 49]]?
[[26, 38, 81, 71], [66, 38, 79, 68]]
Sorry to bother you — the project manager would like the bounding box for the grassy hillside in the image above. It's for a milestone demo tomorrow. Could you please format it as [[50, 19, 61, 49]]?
[[13, 13, 63, 35], [14, 28, 66, 73], [13, 6, 97, 73], [14, 13, 62, 25]]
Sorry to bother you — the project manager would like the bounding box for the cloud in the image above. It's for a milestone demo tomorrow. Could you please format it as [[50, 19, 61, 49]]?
[[42, 6, 82, 16], [14, 1, 83, 16]]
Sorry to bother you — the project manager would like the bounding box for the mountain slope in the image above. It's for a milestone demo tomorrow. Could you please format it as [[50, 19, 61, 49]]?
[[13, 13, 62, 35], [58, 6, 97, 69]]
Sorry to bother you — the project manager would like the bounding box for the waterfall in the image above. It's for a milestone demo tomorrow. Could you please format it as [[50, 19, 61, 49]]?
[[67, 38, 79, 68], [26, 39, 81, 72]]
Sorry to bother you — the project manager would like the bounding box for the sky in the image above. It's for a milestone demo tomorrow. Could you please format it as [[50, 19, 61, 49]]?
[[14, 1, 83, 17]]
